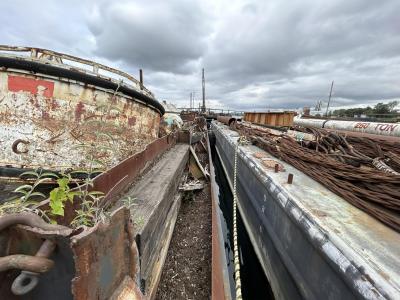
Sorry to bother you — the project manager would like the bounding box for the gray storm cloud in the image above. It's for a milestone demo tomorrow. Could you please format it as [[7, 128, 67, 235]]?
[[87, 0, 210, 73], [0, 0, 399, 110]]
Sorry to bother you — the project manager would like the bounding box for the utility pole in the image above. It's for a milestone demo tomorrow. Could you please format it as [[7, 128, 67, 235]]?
[[325, 80, 334, 117], [190, 92, 192, 110], [202, 68, 206, 113]]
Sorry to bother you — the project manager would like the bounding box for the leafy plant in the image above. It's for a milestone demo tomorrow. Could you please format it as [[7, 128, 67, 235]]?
[[0, 170, 56, 221], [49, 175, 82, 217], [121, 196, 137, 209], [134, 216, 145, 228], [14, 170, 58, 202]]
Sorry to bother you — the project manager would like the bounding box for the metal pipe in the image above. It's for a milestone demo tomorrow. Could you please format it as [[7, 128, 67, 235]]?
[[139, 69, 143, 90], [294, 117, 400, 138], [325, 80, 334, 117], [217, 116, 237, 126], [287, 174, 294, 184], [0, 166, 100, 180]]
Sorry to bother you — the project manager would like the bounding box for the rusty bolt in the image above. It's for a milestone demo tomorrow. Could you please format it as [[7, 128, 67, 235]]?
[[287, 173, 294, 184]]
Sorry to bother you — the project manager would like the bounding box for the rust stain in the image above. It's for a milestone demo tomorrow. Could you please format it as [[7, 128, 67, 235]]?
[[128, 116, 136, 127], [75, 102, 86, 122], [0, 71, 160, 170], [110, 276, 142, 300], [261, 159, 285, 171], [71, 208, 137, 300], [253, 152, 267, 159]]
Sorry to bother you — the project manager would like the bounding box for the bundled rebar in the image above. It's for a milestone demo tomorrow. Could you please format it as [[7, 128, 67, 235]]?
[[235, 123, 400, 232]]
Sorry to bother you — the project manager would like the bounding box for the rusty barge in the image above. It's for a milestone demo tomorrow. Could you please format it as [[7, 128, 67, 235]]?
[[0, 45, 164, 172], [211, 115, 400, 299], [0, 46, 212, 299]]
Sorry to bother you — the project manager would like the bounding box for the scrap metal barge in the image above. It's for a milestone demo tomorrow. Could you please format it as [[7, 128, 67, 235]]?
[[212, 119, 400, 299]]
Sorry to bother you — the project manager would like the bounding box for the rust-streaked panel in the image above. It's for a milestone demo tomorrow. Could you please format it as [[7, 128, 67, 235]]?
[[71, 208, 140, 300], [0, 71, 160, 170], [244, 111, 295, 127]]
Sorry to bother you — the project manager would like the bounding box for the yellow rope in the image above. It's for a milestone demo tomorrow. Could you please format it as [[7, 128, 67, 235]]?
[[233, 136, 247, 299]]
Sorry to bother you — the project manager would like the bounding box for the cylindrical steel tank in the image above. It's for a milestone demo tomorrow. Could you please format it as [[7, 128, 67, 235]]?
[[324, 120, 400, 137], [217, 116, 238, 126], [0, 46, 165, 171], [293, 117, 327, 128], [294, 117, 400, 137]]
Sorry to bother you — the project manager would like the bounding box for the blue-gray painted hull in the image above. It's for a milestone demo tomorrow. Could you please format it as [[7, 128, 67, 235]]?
[[213, 122, 399, 300]]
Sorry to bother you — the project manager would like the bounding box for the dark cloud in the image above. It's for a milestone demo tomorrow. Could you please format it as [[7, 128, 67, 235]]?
[[0, 0, 399, 110], [0, 0, 93, 57], [201, 0, 400, 110], [87, 0, 210, 73]]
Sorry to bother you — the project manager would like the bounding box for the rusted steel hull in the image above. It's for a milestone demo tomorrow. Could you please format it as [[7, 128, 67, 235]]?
[[0, 208, 137, 300], [0, 70, 160, 170], [71, 208, 139, 299], [0, 132, 180, 299]]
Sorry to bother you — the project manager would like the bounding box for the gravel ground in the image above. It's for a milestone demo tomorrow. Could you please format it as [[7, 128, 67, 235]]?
[[155, 183, 211, 300]]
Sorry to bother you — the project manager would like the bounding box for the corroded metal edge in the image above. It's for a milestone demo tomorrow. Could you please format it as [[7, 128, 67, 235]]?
[[0, 56, 164, 116], [71, 207, 140, 299], [0, 45, 153, 98], [38, 132, 178, 225]]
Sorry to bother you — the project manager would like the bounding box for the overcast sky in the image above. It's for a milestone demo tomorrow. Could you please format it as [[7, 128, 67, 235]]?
[[1, 0, 399, 111]]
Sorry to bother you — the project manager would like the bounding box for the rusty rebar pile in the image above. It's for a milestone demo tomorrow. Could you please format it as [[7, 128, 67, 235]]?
[[293, 126, 400, 173], [235, 123, 400, 232]]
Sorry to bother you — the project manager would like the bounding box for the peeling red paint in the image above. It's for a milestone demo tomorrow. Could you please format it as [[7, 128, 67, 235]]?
[[8, 75, 54, 98]]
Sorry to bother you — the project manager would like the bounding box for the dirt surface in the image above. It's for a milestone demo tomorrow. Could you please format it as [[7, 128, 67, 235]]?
[[155, 183, 211, 300]]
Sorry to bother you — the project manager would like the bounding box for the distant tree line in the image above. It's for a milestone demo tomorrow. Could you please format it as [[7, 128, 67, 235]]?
[[331, 101, 399, 117]]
